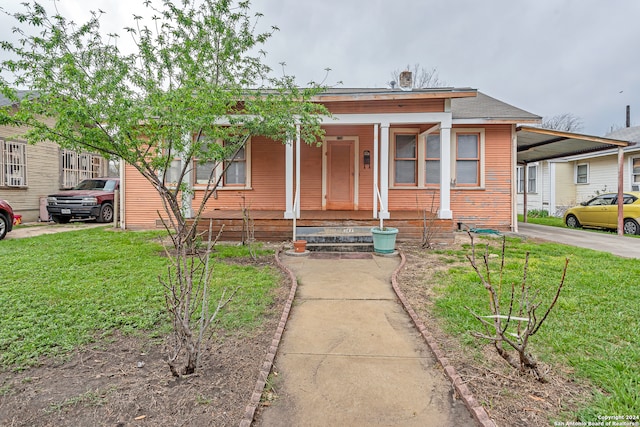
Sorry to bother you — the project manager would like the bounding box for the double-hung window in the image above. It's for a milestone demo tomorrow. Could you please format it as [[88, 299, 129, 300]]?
[[632, 158, 640, 188], [223, 142, 246, 185], [425, 134, 440, 185], [1, 140, 27, 187], [455, 133, 480, 186], [391, 128, 441, 187], [517, 164, 537, 193], [576, 163, 588, 184], [394, 133, 417, 185], [192, 135, 251, 188], [194, 134, 218, 185]]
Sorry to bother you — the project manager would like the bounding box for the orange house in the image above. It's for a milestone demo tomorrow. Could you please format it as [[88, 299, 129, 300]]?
[[120, 86, 540, 242]]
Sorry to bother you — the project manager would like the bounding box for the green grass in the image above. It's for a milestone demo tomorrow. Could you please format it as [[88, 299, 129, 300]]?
[[432, 236, 640, 419], [518, 213, 565, 227], [0, 228, 279, 369]]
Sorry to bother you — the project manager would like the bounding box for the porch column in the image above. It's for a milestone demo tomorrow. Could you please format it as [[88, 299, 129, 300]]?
[[296, 125, 301, 219], [373, 124, 379, 219], [379, 122, 390, 219], [439, 125, 453, 219], [284, 135, 294, 219]]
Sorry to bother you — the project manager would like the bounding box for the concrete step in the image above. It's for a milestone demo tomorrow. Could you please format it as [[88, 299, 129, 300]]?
[[296, 226, 374, 251], [306, 242, 374, 253]]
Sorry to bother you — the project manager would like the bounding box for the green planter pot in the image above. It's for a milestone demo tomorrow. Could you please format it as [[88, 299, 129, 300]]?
[[371, 227, 398, 254]]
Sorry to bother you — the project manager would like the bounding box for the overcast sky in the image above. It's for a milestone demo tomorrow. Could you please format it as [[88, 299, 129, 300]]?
[[2, 0, 639, 136]]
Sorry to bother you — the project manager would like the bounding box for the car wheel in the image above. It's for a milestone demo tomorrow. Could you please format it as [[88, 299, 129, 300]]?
[[565, 214, 581, 228], [98, 203, 114, 223], [51, 215, 71, 224], [623, 218, 640, 235], [0, 213, 8, 240]]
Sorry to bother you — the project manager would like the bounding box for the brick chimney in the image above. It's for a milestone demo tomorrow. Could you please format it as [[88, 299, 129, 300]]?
[[399, 71, 412, 90]]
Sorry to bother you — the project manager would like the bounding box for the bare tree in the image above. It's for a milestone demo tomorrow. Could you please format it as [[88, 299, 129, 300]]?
[[390, 64, 447, 88], [465, 234, 569, 382], [540, 113, 584, 132]]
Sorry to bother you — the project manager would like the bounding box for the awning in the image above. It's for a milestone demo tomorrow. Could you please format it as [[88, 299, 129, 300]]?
[[516, 125, 630, 164]]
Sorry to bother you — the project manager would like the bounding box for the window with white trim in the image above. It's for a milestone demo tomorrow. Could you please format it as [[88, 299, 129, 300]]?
[[394, 133, 417, 185], [223, 142, 246, 185], [576, 163, 589, 184], [390, 128, 441, 188], [527, 165, 537, 193], [455, 132, 480, 186], [517, 166, 523, 193], [425, 134, 440, 185], [1, 140, 27, 187], [60, 149, 107, 188], [191, 136, 251, 188], [632, 158, 640, 188]]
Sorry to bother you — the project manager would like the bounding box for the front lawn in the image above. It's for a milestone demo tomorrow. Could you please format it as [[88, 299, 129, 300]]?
[[432, 236, 640, 420], [0, 228, 280, 369]]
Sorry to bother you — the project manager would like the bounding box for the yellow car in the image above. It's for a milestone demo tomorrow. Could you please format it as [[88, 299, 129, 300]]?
[[564, 192, 640, 235]]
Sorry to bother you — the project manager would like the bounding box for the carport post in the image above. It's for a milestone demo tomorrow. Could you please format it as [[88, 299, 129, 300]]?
[[522, 163, 528, 223], [617, 147, 624, 236]]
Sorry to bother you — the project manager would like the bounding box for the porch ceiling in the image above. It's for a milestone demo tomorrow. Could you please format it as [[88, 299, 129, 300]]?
[[516, 125, 630, 164]]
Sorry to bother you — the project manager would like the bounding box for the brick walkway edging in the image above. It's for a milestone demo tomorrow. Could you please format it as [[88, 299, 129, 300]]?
[[240, 249, 497, 427], [239, 248, 298, 427], [391, 250, 497, 427]]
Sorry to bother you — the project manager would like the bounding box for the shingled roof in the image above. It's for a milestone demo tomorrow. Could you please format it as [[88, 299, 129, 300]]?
[[452, 91, 540, 122]]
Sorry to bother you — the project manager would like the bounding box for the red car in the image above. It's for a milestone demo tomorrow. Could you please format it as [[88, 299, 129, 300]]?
[[0, 198, 15, 240], [46, 178, 119, 224]]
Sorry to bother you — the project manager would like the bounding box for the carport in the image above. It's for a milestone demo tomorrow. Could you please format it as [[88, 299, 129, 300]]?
[[516, 125, 630, 235]]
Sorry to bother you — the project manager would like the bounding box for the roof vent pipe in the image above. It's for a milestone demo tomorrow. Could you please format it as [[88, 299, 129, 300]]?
[[399, 71, 412, 91], [626, 105, 631, 127]]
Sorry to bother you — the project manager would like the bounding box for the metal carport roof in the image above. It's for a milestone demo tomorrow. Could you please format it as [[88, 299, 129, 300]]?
[[516, 125, 630, 163]]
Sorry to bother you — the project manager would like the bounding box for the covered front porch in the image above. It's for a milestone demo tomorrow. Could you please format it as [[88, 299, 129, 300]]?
[[182, 209, 454, 243]]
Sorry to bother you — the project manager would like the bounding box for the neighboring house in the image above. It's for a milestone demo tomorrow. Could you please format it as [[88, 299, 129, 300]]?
[[121, 85, 542, 240], [0, 92, 112, 222], [517, 126, 640, 217]]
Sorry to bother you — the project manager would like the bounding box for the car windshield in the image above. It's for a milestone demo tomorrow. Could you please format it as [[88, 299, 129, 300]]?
[[73, 179, 117, 191]]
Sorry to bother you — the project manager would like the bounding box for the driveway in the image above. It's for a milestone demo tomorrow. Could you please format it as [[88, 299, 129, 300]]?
[[515, 222, 640, 259], [6, 222, 110, 239]]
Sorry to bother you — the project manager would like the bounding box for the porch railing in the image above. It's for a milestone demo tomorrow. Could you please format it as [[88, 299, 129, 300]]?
[[375, 184, 384, 229], [292, 189, 298, 242]]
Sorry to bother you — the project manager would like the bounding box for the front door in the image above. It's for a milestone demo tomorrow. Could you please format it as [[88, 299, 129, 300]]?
[[326, 140, 355, 210]]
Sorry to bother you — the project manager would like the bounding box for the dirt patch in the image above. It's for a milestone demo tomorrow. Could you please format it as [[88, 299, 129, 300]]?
[[395, 235, 592, 426], [1, 238, 593, 427], [0, 254, 289, 427]]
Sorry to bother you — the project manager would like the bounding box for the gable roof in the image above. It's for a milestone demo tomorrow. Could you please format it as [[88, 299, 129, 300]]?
[[452, 92, 541, 123], [605, 126, 640, 143]]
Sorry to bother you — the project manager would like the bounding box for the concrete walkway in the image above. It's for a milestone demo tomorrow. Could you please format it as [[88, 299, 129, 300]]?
[[256, 252, 477, 427]]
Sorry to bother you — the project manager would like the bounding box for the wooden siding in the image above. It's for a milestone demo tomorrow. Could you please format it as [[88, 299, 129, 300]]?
[[554, 162, 577, 211], [122, 164, 168, 229], [0, 122, 61, 222], [386, 125, 514, 231], [322, 98, 444, 115], [451, 125, 513, 231], [299, 140, 323, 209]]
